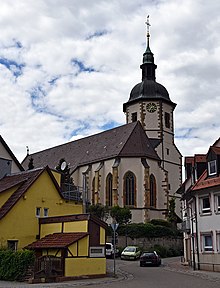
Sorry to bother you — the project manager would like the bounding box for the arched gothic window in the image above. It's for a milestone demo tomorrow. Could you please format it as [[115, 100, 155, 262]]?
[[123, 171, 136, 206], [150, 174, 156, 207], [106, 173, 113, 207], [92, 177, 95, 204]]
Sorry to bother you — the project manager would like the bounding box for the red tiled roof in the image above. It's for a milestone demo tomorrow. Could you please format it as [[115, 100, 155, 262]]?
[[21, 122, 160, 172], [194, 154, 206, 162], [192, 170, 220, 191], [26, 232, 88, 249], [0, 167, 61, 220], [210, 146, 220, 155]]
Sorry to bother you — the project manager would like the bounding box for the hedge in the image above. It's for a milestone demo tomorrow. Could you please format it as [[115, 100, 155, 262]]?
[[113, 222, 182, 238], [0, 249, 35, 281]]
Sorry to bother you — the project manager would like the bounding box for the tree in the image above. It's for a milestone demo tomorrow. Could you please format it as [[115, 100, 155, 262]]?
[[167, 197, 177, 227], [87, 204, 109, 221], [110, 206, 132, 225]]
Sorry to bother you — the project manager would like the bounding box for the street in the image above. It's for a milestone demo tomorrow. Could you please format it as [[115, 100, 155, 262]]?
[[0, 257, 219, 287]]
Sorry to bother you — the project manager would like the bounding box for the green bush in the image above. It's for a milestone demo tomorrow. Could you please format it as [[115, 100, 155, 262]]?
[[150, 219, 173, 228], [0, 249, 35, 281], [117, 223, 179, 239]]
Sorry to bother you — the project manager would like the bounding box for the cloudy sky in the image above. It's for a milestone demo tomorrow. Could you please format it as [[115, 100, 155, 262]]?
[[0, 0, 220, 163]]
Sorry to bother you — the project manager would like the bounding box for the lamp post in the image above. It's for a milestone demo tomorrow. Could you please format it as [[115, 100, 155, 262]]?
[[111, 221, 119, 277]]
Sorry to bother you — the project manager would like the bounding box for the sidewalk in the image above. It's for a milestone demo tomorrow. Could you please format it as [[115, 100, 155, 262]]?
[[163, 257, 220, 283]]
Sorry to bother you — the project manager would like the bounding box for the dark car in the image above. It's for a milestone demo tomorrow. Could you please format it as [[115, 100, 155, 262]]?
[[140, 251, 161, 267]]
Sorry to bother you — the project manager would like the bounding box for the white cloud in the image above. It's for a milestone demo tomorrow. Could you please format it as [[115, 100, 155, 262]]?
[[0, 0, 219, 167]]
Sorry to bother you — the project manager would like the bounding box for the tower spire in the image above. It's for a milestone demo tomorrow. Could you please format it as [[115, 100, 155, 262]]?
[[141, 15, 157, 81], [145, 15, 151, 49]]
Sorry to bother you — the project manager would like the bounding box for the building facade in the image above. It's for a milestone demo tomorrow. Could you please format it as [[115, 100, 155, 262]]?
[[180, 138, 220, 272], [22, 25, 182, 223]]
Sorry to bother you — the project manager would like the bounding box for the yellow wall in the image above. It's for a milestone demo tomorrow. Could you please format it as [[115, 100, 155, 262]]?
[[65, 258, 106, 277], [63, 220, 88, 233], [67, 236, 89, 256], [51, 170, 61, 185], [41, 223, 62, 238], [0, 170, 83, 249], [100, 227, 105, 245], [0, 186, 18, 207]]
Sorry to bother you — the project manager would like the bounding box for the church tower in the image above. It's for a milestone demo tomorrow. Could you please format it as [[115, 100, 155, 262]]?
[[123, 16, 182, 207]]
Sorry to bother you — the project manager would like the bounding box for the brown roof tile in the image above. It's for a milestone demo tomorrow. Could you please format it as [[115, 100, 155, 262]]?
[[0, 167, 62, 220], [26, 232, 88, 249], [21, 122, 160, 172], [0, 168, 44, 219], [192, 170, 220, 191]]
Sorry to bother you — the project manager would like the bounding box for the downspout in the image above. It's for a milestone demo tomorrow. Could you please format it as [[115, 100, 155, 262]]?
[[194, 195, 200, 270]]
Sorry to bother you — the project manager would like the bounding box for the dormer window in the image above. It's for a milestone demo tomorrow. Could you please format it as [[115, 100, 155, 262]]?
[[208, 160, 217, 176]]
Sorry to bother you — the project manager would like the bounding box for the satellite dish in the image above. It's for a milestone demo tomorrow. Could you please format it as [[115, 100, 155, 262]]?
[[61, 161, 67, 171]]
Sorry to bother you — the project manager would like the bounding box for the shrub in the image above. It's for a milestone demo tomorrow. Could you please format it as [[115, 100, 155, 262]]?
[[150, 219, 173, 228], [0, 249, 35, 281]]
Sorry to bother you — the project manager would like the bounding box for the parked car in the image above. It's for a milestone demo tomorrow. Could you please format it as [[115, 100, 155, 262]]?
[[105, 243, 119, 258], [121, 246, 141, 260], [139, 251, 161, 267]]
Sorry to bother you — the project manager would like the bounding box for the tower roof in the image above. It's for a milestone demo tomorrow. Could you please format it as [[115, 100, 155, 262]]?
[[123, 16, 176, 110]]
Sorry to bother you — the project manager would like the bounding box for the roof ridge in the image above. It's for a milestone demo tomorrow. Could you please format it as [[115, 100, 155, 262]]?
[[0, 168, 45, 220]]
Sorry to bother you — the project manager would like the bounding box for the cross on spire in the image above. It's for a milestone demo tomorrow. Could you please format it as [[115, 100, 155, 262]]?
[[145, 15, 151, 36]]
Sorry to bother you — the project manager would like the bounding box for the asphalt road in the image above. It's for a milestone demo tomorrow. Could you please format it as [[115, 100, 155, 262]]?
[[0, 257, 219, 287]]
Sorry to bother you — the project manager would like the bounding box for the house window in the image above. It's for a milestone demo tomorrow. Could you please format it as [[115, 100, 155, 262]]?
[[200, 197, 211, 214], [7, 240, 18, 251], [36, 207, 41, 217], [150, 174, 156, 207], [43, 208, 49, 217], [106, 173, 113, 207], [166, 148, 170, 155], [92, 177, 95, 205], [165, 112, 170, 128], [214, 195, 220, 213], [208, 160, 217, 176], [124, 171, 136, 206], [131, 112, 137, 122], [202, 234, 213, 252], [216, 232, 220, 253]]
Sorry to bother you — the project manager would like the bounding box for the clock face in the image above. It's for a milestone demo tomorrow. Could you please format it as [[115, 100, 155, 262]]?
[[146, 102, 157, 113]]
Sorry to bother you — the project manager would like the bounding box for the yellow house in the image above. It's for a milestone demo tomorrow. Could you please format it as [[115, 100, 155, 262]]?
[[0, 166, 83, 250], [26, 214, 107, 281]]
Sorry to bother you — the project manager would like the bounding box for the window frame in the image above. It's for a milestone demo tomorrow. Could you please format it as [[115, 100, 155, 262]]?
[[36, 207, 41, 217], [208, 160, 217, 176], [131, 112, 137, 122], [123, 171, 136, 207], [165, 112, 170, 128], [216, 231, 220, 253], [7, 240, 18, 251], [200, 196, 211, 215], [43, 208, 49, 217], [214, 194, 220, 214], [106, 173, 113, 207], [201, 233, 213, 252]]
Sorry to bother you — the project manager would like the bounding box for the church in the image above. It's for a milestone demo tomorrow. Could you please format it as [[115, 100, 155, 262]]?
[[22, 21, 182, 223]]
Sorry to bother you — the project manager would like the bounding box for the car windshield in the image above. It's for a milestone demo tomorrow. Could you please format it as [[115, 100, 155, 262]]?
[[124, 247, 136, 252]]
